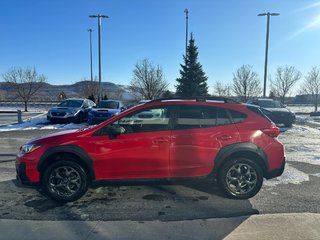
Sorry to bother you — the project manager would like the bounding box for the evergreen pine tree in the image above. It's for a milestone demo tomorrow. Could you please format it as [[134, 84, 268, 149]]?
[[176, 33, 208, 97]]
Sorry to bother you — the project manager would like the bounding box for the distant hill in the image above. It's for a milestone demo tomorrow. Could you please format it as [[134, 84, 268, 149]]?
[[0, 81, 137, 101]]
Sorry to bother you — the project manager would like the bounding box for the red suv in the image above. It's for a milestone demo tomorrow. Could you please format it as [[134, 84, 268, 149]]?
[[16, 97, 285, 202]]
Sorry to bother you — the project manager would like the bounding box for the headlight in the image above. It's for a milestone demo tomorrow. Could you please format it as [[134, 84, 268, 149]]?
[[110, 113, 119, 118], [20, 144, 42, 154], [66, 110, 80, 116]]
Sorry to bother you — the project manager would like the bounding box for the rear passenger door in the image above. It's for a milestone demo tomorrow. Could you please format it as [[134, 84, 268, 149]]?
[[170, 104, 240, 177]]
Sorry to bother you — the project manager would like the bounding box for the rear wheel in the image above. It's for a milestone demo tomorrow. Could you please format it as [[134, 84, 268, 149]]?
[[218, 158, 263, 199], [42, 160, 88, 202]]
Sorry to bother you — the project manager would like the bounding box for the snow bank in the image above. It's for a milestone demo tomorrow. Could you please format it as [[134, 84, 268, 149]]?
[[0, 117, 87, 132]]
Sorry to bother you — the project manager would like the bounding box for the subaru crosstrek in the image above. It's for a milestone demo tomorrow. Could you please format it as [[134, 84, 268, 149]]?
[[16, 97, 285, 202]]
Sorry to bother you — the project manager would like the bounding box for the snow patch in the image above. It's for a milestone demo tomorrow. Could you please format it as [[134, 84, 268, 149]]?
[[310, 173, 320, 178], [264, 164, 309, 187], [0, 117, 86, 132]]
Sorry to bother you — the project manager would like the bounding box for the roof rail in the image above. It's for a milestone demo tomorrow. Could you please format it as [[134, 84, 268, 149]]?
[[148, 96, 240, 104]]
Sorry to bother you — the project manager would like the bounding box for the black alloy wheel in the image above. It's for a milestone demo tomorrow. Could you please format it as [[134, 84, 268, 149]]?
[[42, 160, 89, 202], [218, 158, 263, 199]]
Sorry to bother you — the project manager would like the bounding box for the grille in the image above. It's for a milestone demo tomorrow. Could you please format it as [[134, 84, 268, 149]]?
[[52, 112, 66, 117]]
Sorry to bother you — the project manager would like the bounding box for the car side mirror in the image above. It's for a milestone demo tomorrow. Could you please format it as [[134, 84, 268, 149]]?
[[120, 107, 125, 112], [108, 126, 125, 139]]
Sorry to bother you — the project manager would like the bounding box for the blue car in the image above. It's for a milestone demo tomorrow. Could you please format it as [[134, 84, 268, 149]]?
[[88, 100, 125, 124]]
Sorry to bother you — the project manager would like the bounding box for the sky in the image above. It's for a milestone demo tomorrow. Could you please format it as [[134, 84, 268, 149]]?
[[1, 0, 320, 94]]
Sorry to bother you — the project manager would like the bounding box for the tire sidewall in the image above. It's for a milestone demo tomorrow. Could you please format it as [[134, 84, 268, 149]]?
[[74, 112, 83, 123], [218, 158, 263, 199], [42, 160, 88, 203]]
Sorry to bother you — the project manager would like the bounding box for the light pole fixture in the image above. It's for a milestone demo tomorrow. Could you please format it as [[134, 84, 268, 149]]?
[[89, 14, 109, 101], [88, 29, 94, 84], [184, 9, 189, 58], [258, 12, 280, 98]]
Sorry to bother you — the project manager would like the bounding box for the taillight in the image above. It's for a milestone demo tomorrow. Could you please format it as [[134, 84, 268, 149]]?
[[261, 126, 280, 138]]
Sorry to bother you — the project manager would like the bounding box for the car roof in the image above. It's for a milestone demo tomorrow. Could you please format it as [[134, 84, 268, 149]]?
[[146, 97, 240, 104], [64, 98, 86, 101], [256, 98, 275, 101], [99, 100, 120, 102]]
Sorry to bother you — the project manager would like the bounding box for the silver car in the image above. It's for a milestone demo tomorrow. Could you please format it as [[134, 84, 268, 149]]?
[[47, 98, 95, 123]]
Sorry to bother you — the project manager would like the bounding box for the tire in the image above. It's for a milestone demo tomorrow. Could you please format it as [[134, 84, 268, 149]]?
[[218, 158, 263, 199], [75, 112, 84, 123], [42, 160, 89, 202]]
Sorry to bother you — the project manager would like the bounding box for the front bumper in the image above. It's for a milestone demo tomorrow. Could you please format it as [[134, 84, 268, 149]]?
[[47, 115, 78, 123], [15, 162, 38, 186]]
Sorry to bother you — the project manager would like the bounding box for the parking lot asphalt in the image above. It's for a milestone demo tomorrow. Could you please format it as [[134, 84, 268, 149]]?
[[0, 213, 319, 240]]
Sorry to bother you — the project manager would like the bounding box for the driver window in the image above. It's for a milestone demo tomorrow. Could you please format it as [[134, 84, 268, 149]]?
[[112, 107, 170, 134]]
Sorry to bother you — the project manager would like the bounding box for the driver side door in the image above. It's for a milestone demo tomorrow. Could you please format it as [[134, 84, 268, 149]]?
[[92, 106, 173, 180]]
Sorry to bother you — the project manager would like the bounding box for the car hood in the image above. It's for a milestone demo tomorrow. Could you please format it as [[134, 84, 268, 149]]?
[[91, 108, 119, 114], [27, 129, 80, 144], [49, 107, 80, 112]]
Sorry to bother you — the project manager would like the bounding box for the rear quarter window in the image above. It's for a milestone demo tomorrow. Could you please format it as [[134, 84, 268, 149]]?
[[247, 105, 272, 122], [229, 110, 247, 124]]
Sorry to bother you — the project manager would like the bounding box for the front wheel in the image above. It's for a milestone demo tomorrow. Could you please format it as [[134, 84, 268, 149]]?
[[74, 112, 84, 123], [42, 160, 89, 202], [218, 158, 263, 199]]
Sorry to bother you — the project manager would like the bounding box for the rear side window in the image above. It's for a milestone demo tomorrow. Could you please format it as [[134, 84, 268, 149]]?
[[229, 110, 247, 124], [247, 105, 272, 122], [217, 108, 231, 126], [174, 105, 236, 130]]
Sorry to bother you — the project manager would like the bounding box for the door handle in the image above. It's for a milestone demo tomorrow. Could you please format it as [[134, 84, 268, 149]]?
[[217, 135, 232, 141]]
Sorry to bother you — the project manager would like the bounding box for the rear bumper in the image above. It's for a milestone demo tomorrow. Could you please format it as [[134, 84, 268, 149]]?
[[266, 158, 285, 179]]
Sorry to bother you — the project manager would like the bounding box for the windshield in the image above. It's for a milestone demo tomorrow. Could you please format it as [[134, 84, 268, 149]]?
[[258, 100, 283, 108], [97, 101, 119, 109], [58, 100, 83, 108]]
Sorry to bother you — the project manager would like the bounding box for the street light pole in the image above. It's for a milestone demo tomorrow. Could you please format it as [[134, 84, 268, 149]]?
[[88, 29, 94, 84], [258, 12, 279, 98], [89, 14, 109, 101], [184, 9, 189, 58]]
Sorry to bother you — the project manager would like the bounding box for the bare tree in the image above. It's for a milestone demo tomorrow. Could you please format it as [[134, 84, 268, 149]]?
[[79, 77, 99, 101], [213, 81, 232, 97], [0, 89, 5, 101], [232, 65, 262, 102], [302, 67, 320, 112], [105, 87, 125, 101], [129, 58, 169, 100], [3, 67, 47, 111], [271, 66, 301, 104]]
